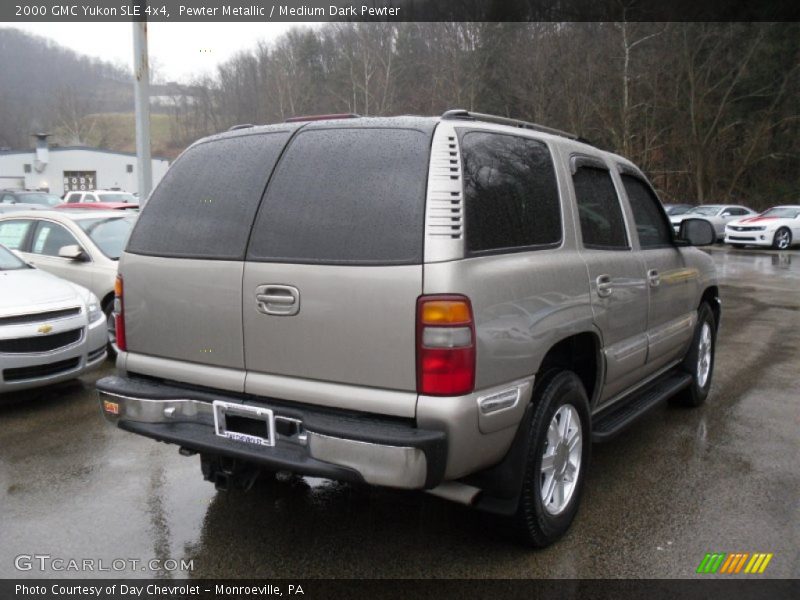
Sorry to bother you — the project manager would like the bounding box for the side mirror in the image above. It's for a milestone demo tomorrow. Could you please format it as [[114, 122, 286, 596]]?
[[721, 211, 732, 217], [678, 218, 715, 246], [58, 244, 87, 261]]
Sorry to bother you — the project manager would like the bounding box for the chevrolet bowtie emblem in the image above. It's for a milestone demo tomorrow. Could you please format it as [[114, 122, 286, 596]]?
[[37, 324, 53, 334]]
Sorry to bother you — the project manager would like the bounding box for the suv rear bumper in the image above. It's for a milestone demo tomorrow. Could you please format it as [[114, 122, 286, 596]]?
[[97, 375, 447, 489]]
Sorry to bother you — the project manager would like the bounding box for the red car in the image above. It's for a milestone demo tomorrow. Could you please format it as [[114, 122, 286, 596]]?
[[58, 190, 139, 210], [57, 202, 139, 210]]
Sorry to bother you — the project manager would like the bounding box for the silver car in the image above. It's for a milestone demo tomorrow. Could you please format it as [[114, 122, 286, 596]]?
[[98, 110, 720, 547], [0, 244, 106, 393], [669, 204, 756, 240], [0, 210, 137, 352]]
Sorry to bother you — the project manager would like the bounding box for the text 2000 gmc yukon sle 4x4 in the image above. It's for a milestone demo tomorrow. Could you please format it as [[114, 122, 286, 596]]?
[[98, 110, 720, 546]]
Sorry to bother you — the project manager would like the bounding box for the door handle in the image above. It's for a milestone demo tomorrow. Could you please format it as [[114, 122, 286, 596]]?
[[647, 269, 660, 288], [255, 294, 295, 305], [255, 285, 300, 316], [596, 274, 613, 298]]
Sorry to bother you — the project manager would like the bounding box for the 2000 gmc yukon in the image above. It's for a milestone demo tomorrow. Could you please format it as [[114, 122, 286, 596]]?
[[98, 110, 720, 546]]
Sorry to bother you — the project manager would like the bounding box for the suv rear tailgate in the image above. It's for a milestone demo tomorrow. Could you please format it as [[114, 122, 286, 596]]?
[[242, 125, 433, 417], [120, 126, 299, 392]]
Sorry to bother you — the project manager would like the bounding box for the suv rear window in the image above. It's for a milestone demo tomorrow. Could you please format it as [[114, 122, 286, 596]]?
[[460, 131, 561, 253], [126, 131, 292, 260], [247, 128, 429, 265]]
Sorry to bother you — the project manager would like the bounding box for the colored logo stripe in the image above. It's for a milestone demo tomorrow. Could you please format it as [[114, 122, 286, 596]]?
[[697, 552, 773, 574], [697, 553, 726, 574]]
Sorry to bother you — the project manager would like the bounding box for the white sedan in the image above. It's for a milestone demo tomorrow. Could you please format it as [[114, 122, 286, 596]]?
[[0, 210, 137, 353], [669, 204, 757, 240], [725, 205, 800, 250], [0, 244, 106, 393]]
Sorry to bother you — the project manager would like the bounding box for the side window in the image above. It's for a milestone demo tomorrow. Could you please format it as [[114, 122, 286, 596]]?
[[0, 220, 32, 249], [621, 175, 673, 248], [1, 194, 14, 204], [728, 207, 747, 216], [65, 193, 79, 203], [31, 222, 80, 257], [84, 193, 98, 202], [572, 166, 628, 249], [460, 131, 561, 253]]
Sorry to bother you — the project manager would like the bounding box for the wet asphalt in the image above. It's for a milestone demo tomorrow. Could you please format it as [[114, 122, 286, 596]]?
[[0, 246, 798, 579]]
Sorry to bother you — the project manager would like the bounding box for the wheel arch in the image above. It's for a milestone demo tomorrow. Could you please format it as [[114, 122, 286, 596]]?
[[100, 290, 115, 311], [535, 331, 603, 407], [699, 285, 721, 330]]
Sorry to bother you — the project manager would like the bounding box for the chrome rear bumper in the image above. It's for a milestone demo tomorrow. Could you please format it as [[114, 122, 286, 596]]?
[[97, 376, 446, 490]]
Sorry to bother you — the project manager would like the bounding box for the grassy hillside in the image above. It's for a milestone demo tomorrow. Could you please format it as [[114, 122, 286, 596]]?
[[53, 112, 184, 159]]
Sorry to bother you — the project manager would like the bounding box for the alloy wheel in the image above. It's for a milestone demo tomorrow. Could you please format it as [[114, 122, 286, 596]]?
[[697, 322, 712, 388], [540, 404, 582, 515]]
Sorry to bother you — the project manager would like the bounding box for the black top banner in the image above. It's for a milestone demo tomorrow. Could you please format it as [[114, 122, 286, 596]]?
[[3, 0, 799, 22]]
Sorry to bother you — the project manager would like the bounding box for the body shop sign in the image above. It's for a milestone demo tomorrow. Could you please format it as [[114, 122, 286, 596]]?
[[63, 171, 96, 191]]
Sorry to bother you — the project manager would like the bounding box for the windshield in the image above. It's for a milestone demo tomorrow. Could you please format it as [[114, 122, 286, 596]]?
[[97, 193, 137, 203], [687, 205, 723, 216], [0, 244, 28, 270], [18, 193, 61, 207], [666, 205, 694, 215], [77, 215, 137, 260], [761, 207, 800, 219]]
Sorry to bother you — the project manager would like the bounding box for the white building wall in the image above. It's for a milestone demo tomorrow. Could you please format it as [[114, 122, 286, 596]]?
[[0, 148, 169, 196]]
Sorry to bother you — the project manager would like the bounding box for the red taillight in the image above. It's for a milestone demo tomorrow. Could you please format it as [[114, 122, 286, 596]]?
[[416, 295, 476, 396], [114, 275, 126, 352]]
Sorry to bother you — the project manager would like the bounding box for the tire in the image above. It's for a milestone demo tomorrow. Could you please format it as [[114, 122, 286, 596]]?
[[103, 302, 117, 358], [671, 302, 716, 407], [772, 227, 792, 250], [511, 370, 591, 547]]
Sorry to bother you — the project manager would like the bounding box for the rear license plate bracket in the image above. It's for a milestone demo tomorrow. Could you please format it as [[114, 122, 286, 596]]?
[[213, 400, 275, 447]]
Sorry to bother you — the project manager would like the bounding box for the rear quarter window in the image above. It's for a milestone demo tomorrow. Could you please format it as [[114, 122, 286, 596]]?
[[460, 131, 561, 254], [126, 131, 292, 260], [246, 128, 429, 265]]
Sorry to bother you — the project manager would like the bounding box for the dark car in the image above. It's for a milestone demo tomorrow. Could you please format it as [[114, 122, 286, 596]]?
[[0, 189, 62, 212]]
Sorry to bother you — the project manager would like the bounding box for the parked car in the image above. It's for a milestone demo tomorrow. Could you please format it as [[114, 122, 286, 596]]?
[[669, 204, 757, 240], [60, 190, 139, 211], [97, 110, 720, 547], [0, 189, 61, 213], [57, 202, 139, 211], [0, 243, 106, 393], [63, 190, 137, 204], [0, 210, 137, 353], [725, 205, 800, 249], [663, 203, 696, 216]]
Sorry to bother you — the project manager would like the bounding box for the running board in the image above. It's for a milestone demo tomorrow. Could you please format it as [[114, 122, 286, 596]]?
[[592, 370, 692, 442]]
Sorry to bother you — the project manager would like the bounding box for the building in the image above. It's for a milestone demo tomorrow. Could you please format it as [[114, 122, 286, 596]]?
[[0, 134, 169, 196]]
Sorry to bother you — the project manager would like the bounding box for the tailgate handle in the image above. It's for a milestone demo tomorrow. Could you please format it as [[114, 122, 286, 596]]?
[[256, 294, 295, 305], [255, 285, 300, 316]]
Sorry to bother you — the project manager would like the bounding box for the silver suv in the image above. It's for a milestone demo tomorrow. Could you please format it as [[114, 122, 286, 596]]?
[[98, 110, 720, 546]]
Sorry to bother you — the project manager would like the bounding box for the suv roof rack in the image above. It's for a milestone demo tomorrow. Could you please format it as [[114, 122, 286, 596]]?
[[228, 124, 254, 131], [441, 109, 579, 141], [284, 113, 361, 123]]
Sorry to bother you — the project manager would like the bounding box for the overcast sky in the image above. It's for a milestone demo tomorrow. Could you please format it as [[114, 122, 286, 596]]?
[[12, 22, 318, 82]]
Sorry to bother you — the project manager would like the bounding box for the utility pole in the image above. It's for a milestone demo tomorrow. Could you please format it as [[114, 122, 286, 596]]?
[[133, 16, 153, 205]]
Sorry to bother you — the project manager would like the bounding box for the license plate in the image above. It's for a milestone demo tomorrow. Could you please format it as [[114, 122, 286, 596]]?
[[213, 400, 275, 447]]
